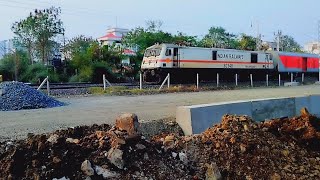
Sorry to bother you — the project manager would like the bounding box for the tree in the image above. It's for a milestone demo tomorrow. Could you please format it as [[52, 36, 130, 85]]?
[[0, 50, 29, 81], [122, 21, 177, 55], [12, 6, 65, 64], [280, 35, 302, 52], [200, 26, 236, 48], [173, 32, 198, 46], [238, 34, 257, 51], [65, 35, 95, 59], [11, 16, 36, 64]]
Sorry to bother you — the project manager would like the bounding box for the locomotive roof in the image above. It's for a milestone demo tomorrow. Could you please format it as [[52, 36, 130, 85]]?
[[150, 43, 320, 57], [161, 43, 271, 53], [278, 51, 319, 58]]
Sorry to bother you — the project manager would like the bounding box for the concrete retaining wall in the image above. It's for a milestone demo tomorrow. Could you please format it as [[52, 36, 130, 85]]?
[[176, 95, 320, 135]]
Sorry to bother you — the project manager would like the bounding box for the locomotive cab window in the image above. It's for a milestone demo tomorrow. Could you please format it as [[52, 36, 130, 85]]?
[[212, 51, 217, 60], [165, 49, 172, 56], [251, 53, 258, 63]]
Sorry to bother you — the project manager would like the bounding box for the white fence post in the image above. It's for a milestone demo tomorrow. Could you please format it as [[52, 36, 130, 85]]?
[[266, 74, 269, 87], [167, 73, 170, 89], [140, 72, 142, 90], [159, 73, 170, 90], [291, 73, 293, 83], [103, 74, 106, 90], [235, 74, 238, 86], [47, 78, 50, 96], [217, 73, 219, 87], [302, 73, 304, 83], [196, 73, 199, 90], [37, 76, 48, 90], [103, 74, 112, 90], [37, 76, 50, 96], [279, 74, 281, 86], [250, 74, 253, 87]]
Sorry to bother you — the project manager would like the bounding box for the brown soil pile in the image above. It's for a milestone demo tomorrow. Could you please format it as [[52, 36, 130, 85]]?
[[1, 111, 320, 180]]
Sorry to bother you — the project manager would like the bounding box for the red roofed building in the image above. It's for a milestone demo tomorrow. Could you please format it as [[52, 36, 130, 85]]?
[[98, 27, 136, 65]]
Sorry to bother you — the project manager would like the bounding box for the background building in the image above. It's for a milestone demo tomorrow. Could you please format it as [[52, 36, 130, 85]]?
[[0, 39, 15, 59], [98, 27, 136, 65], [261, 41, 277, 51], [304, 41, 320, 54], [0, 39, 26, 60]]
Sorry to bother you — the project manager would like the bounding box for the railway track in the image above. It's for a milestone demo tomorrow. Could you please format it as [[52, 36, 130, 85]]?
[[27, 82, 140, 90]]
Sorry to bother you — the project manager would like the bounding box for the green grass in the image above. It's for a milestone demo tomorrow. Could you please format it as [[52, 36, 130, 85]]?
[[88, 87, 105, 94]]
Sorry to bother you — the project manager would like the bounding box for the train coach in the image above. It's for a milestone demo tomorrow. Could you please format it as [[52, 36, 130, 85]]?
[[141, 43, 320, 83]]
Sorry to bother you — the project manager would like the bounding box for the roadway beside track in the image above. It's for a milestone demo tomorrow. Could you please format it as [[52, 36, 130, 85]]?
[[1, 84, 320, 141]]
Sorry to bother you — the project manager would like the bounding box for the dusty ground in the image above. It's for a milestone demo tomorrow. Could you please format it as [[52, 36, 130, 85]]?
[[1, 85, 320, 141]]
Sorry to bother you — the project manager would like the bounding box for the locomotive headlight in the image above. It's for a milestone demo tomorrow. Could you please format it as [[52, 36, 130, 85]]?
[[151, 70, 155, 76]]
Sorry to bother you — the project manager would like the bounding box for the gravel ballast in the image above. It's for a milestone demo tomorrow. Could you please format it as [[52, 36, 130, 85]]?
[[0, 82, 65, 111]]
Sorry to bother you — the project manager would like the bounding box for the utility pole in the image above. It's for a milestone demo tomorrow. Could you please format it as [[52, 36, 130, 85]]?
[[255, 21, 262, 51], [275, 30, 282, 51]]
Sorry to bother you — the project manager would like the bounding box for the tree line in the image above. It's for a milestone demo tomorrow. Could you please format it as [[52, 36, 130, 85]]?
[[0, 7, 303, 83]]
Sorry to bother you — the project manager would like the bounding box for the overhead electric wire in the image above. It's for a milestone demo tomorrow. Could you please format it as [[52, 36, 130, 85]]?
[[0, 0, 316, 44]]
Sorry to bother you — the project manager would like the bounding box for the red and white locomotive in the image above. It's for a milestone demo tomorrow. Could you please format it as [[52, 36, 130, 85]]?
[[141, 43, 319, 83]]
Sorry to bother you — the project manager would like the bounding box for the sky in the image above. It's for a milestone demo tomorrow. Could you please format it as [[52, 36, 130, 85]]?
[[0, 0, 319, 46]]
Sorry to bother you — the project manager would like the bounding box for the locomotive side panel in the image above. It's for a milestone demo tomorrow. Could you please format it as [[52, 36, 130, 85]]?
[[276, 52, 319, 73], [179, 48, 273, 70]]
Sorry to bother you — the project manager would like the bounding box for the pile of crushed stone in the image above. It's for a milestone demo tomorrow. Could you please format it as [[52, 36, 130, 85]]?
[[0, 82, 64, 111], [1, 110, 320, 179]]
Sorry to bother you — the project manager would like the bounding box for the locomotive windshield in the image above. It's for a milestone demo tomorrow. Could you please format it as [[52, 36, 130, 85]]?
[[144, 48, 161, 57]]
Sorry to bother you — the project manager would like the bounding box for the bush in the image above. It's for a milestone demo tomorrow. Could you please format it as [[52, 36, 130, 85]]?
[[91, 61, 111, 83], [20, 63, 49, 83], [77, 66, 93, 82], [69, 75, 80, 82]]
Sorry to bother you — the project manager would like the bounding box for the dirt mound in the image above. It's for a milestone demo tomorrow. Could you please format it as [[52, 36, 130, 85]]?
[[1, 111, 320, 179], [263, 108, 320, 151]]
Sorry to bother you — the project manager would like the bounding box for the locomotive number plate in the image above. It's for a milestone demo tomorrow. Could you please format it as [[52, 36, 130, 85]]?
[[224, 64, 233, 68]]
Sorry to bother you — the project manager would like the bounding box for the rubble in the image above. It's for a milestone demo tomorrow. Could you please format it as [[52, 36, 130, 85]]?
[[1, 109, 320, 179]]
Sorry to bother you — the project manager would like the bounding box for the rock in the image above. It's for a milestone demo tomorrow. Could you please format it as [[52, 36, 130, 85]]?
[[179, 152, 188, 164], [300, 107, 310, 117], [243, 124, 249, 131], [53, 157, 61, 164], [66, 138, 80, 144], [32, 160, 39, 168], [270, 173, 281, 180], [110, 137, 126, 148], [163, 135, 175, 149], [81, 160, 95, 176], [95, 131, 107, 139], [144, 153, 149, 160], [95, 166, 120, 178], [115, 113, 140, 137], [205, 163, 222, 180], [135, 144, 146, 150], [282, 150, 289, 157], [0, 88, 5, 96], [37, 142, 45, 152], [107, 148, 124, 169], [172, 152, 177, 158], [52, 177, 70, 180], [47, 134, 59, 144], [240, 144, 246, 153], [229, 137, 236, 144]]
